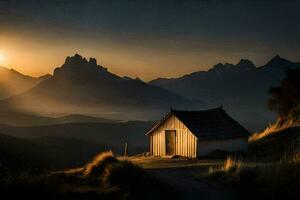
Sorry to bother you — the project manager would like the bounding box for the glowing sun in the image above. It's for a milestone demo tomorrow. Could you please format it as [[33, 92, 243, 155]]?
[[0, 53, 4, 64]]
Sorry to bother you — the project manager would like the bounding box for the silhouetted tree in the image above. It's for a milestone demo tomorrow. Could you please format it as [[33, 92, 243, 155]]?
[[268, 69, 300, 121]]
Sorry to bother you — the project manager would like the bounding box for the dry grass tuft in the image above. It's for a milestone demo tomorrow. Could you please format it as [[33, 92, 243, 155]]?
[[63, 167, 84, 175], [223, 156, 242, 173], [250, 118, 297, 142], [280, 150, 300, 164], [82, 151, 118, 177], [207, 152, 300, 199], [206, 156, 243, 181]]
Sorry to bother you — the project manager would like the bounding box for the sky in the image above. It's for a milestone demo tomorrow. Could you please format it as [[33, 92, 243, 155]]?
[[0, 0, 300, 80]]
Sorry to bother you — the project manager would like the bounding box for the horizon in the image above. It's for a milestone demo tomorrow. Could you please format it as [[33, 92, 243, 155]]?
[[0, 53, 295, 80], [1, 0, 300, 80]]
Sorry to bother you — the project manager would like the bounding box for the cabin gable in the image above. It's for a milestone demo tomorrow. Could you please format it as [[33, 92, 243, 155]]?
[[149, 114, 198, 158]]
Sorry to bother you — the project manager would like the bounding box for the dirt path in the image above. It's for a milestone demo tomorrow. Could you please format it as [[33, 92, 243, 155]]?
[[130, 158, 240, 200], [146, 166, 239, 200]]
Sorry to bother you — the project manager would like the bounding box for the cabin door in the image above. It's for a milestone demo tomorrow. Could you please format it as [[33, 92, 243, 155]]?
[[165, 130, 176, 156]]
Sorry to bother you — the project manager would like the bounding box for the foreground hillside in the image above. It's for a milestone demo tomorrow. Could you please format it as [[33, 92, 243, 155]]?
[[0, 120, 299, 200], [0, 152, 177, 200], [205, 123, 300, 199], [249, 126, 300, 161]]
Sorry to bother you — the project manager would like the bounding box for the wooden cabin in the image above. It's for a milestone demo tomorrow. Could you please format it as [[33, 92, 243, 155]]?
[[146, 108, 250, 158]]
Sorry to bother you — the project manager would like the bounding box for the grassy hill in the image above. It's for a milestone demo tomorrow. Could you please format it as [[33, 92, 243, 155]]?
[[249, 126, 300, 161]]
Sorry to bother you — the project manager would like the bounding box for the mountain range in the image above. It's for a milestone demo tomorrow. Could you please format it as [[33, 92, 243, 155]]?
[[150, 55, 300, 130], [0, 54, 299, 130]]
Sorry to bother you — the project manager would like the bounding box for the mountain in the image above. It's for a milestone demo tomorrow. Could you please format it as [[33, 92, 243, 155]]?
[[0, 54, 198, 120], [0, 67, 51, 99], [150, 56, 300, 131]]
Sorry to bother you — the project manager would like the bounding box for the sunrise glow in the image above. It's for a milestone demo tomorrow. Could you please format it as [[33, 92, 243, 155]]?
[[0, 53, 4, 65]]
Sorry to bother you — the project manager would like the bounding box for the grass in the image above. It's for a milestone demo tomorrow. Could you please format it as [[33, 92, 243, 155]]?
[[223, 156, 242, 173], [206, 153, 300, 200], [250, 117, 300, 142], [206, 156, 243, 184], [240, 119, 300, 199], [249, 126, 300, 162], [82, 151, 117, 177]]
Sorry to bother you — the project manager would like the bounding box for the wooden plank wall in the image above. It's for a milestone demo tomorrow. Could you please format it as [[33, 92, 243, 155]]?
[[150, 115, 197, 158]]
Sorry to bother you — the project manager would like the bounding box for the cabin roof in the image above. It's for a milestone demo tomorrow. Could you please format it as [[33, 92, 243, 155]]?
[[146, 108, 251, 140]]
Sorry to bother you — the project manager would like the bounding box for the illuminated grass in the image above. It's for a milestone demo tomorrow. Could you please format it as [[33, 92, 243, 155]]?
[[250, 119, 295, 142]]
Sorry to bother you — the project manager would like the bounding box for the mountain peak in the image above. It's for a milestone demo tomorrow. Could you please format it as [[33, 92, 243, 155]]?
[[209, 59, 257, 72], [64, 54, 98, 67], [236, 59, 256, 70], [273, 55, 282, 60], [54, 54, 108, 77], [213, 63, 233, 68], [213, 63, 225, 69], [211, 62, 235, 71], [265, 55, 291, 67], [135, 77, 143, 82], [89, 57, 97, 66], [271, 55, 286, 62]]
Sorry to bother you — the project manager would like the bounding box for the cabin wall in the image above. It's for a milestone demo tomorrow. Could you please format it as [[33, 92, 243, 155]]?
[[150, 115, 197, 158], [197, 137, 248, 156]]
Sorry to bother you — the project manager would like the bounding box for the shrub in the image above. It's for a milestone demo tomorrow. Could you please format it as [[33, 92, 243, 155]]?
[[82, 151, 118, 178]]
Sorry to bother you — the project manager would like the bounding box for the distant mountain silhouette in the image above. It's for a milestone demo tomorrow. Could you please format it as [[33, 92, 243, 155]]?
[[150, 56, 300, 130], [0, 67, 50, 99], [0, 54, 196, 119], [0, 111, 119, 126]]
